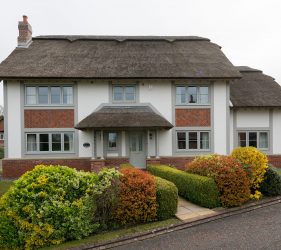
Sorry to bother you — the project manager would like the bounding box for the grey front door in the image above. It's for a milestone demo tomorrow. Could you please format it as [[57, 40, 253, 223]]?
[[129, 131, 146, 168]]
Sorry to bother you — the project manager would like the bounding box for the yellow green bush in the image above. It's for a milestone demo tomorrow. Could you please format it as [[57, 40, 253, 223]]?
[[231, 147, 268, 199], [0, 165, 102, 250]]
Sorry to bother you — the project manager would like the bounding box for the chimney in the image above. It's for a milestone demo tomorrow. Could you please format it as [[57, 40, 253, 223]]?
[[17, 15, 32, 48]]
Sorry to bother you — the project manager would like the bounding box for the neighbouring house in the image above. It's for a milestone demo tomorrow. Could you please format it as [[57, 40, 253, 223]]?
[[1, 16, 281, 179], [0, 115, 4, 146]]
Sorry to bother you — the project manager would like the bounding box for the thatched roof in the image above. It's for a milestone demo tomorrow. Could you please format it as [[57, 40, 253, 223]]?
[[230, 66, 281, 107], [0, 36, 241, 79], [75, 105, 173, 130]]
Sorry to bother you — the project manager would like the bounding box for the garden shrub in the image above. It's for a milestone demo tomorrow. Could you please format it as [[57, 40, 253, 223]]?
[[187, 155, 251, 207], [119, 163, 135, 169], [0, 165, 101, 250], [147, 165, 220, 208], [260, 166, 281, 196], [94, 168, 121, 229], [155, 177, 178, 220], [115, 168, 158, 225], [231, 147, 268, 199]]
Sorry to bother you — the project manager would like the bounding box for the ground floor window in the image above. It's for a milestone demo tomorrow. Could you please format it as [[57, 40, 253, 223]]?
[[0, 133, 4, 140], [176, 131, 210, 150], [238, 131, 269, 150], [26, 132, 74, 153], [108, 132, 118, 150]]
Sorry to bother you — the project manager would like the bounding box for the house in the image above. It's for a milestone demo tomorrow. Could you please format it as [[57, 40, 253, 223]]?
[[1, 16, 281, 179]]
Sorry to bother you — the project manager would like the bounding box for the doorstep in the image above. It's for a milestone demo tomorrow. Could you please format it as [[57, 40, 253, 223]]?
[[176, 197, 218, 221]]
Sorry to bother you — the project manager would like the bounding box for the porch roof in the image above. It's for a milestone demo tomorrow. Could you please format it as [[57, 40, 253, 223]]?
[[75, 105, 173, 130]]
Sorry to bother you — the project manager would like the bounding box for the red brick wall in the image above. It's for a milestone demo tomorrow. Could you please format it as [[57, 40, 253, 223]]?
[[159, 156, 194, 170], [176, 108, 210, 127], [105, 157, 129, 167], [268, 155, 281, 168], [2, 158, 91, 179], [24, 109, 74, 128], [0, 119, 4, 132]]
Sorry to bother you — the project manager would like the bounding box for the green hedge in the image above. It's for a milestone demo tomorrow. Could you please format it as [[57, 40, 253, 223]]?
[[155, 177, 178, 220], [148, 165, 220, 208], [260, 167, 281, 196]]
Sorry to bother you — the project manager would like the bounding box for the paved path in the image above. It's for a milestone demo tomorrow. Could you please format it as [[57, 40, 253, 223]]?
[[176, 197, 218, 221], [114, 202, 281, 250]]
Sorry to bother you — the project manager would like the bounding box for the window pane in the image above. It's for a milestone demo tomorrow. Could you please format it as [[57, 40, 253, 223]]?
[[52, 134, 61, 151], [176, 87, 186, 104], [38, 87, 49, 104], [238, 132, 247, 147], [125, 86, 136, 101], [63, 87, 73, 104], [249, 132, 257, 147], [259, 132, 268, 149], [199, 87, 209, 104], [200, 132, 209, 149], [26, 87, 37, 104], [108, 132, 117, 149], [27, 134, 37, 151], [189, 132, 198, 149], [113, 86, 123, 101], [188, 87, 197, 103], [39, 134, 49, 151], [177, 132, 186, 149], [64, 133, 73, 151], [51, 87, 61, 104]]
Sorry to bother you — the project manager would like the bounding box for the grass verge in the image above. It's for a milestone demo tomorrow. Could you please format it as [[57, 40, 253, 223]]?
[[0, 180, 13, 197], [42, 218, 180, 250]]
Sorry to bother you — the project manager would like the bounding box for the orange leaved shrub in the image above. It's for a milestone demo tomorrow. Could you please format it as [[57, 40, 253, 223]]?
[[186, 155, 251, 207], [114, 168, 158, 225]]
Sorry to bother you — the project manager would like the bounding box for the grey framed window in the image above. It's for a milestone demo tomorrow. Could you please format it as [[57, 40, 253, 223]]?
[[26, 132, 74, 153], [108, 132, 118, 150], [176, 86, 209, 105], [238, 131, 269, 150], [113, 85, 136, 102], [176, 131, 210, 150], [25, 85, 73, 105]]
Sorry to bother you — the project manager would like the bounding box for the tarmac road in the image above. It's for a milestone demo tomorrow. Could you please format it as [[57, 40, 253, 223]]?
[[114, 202, 281, 250]]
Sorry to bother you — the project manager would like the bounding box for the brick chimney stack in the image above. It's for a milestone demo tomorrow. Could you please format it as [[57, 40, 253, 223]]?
[[17, 15, 32, 48]]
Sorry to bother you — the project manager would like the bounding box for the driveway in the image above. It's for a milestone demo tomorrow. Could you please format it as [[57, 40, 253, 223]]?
[[114, 202, 281, 250]]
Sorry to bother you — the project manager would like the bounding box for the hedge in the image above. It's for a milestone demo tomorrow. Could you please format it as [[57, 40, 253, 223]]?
[[260, 166, 281, 196], [155, 177, 178, 220], [147, 165, 220, 208]]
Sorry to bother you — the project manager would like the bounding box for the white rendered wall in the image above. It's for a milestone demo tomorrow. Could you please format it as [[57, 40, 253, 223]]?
[[139, 81, 172, 156], [229, 109, 234, 152], [6, 81, 22, 158], [272, 109, 281, 154], [236, 109, 269, 128], [77, 82, 109, 157], [213, 81, 228, 154]]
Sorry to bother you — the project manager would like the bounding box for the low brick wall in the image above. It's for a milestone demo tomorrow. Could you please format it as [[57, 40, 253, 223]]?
[[159, 157, 194, 170], [2, 158, 91, 179], [268, 155, 281, 168]]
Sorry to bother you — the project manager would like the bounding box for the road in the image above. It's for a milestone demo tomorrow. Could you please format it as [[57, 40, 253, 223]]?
[[114, 203, 281, 250]]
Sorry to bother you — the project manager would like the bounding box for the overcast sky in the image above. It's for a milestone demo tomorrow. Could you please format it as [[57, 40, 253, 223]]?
[[0, 0, 281, 105]]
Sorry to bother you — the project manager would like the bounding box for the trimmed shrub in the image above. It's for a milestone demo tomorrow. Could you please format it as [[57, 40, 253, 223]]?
[[187, 155, 251, 207], [147, 165, 220, 208], [115, 168, 157, 225], [231, 147, 268, 199], [155, 177, 178, 220], [260, 166, 281, 196], [119, 163, 135, 169], [94, 168, 121, 229], [0, 165, 100, 249]]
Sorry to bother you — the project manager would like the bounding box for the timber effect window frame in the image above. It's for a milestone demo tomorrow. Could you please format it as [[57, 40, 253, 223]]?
[[176, 85, 210, 105], [112, 85, 137, 103], [25, 132, 75, 154], [25, 85, 74, 106], [237, 131, 269, 151]]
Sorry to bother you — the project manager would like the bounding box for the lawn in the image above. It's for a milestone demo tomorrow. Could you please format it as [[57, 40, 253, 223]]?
[[42, 218, 180, 250], [0, 180, 13, 196]]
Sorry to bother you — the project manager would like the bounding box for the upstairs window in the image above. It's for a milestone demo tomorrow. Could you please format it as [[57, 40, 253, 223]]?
[[176, 86, 209, 105], [25, 86, 73, 105], [113, 85, 136, 102], [238, 131, 269, 150]]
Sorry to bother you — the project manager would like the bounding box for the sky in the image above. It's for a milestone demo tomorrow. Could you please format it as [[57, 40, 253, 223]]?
[[0, 0, 281, 105]]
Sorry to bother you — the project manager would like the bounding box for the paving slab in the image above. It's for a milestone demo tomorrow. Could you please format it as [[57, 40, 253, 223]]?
[[176, 197, 219, 221]]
